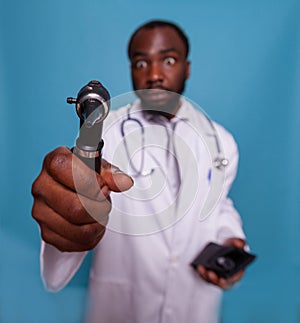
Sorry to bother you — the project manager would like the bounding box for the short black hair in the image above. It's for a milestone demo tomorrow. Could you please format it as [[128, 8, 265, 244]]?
[[127, 20, 190, 59]]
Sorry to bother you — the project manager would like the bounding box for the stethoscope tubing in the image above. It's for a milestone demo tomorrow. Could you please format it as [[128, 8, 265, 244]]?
[[120, 104, 228, 176]]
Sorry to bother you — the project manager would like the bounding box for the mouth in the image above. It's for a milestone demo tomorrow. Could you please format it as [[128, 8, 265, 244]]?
[[140, 88, 172, 101], [134, 87, 181, 113]]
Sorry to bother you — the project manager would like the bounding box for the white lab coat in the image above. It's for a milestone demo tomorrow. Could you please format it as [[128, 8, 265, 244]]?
[[41, 99, 246, 323]]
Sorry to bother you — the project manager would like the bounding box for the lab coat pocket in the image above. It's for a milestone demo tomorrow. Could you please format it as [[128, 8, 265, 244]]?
[[85, 277, 133, 323]]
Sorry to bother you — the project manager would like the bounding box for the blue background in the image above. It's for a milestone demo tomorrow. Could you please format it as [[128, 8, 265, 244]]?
[[1, 0, 300, 322]]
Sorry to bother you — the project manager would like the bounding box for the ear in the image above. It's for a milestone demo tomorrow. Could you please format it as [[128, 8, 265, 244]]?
[[185, 60, 191, 80]]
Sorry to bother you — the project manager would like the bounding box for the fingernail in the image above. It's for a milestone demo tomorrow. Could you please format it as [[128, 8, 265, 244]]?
[[111, 165, 126, 174], [111, 166, 134, 186]]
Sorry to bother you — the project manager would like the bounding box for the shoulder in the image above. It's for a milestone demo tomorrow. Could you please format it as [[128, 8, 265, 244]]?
[[213, 121, 238, 152], [184, 99, 239, 158]]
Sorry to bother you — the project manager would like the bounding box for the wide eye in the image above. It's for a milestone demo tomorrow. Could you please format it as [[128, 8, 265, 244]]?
[[164, 57, 176, 66], [134, 60, 148, 69]]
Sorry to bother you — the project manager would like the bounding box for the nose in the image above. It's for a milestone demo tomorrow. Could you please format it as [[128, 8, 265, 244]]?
[[148, 62, 163, 83]]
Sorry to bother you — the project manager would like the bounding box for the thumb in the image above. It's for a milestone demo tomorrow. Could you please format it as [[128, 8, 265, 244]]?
[[224, 238, 246, 249], [100, 159, 134, 192]]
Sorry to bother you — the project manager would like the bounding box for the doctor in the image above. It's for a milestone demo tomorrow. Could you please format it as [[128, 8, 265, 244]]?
[[32, 20, 247, 323]]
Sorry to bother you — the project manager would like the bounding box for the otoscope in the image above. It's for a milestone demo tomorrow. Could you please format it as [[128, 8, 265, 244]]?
[[67, 80, 110, 173]]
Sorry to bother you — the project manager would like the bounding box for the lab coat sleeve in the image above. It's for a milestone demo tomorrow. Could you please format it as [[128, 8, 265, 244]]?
[[39, 110, 124, 292], [40, 240, 87, 292], [214, 125, 246, 244]]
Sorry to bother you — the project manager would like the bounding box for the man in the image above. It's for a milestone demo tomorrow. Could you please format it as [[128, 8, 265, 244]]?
[[32, 20, 247, 323]]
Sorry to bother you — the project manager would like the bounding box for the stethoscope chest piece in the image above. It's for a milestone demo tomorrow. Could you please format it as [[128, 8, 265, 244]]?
[[213, 157, 229, 169]]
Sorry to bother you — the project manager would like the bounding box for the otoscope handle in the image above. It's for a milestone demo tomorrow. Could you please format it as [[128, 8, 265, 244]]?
[[72, 140, 104, 174]]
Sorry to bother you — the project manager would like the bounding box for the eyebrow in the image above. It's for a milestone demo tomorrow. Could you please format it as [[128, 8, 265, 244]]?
[[131, 47, 180, 58], [160, 48, 180, 54]]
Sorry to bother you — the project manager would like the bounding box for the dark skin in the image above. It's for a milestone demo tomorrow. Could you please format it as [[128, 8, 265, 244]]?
[[198, 238, 246, 289], [129, 27, 190, 118], [31, 26, 245, 289], [31, 146, 133, 252]]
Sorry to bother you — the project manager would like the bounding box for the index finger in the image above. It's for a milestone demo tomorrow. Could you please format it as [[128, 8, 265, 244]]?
[[44, 146, 108, 201]]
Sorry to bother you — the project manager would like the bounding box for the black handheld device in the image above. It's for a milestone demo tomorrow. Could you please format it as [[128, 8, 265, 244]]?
[[67, 80, 110, 173], [191, 242, 256, 279]]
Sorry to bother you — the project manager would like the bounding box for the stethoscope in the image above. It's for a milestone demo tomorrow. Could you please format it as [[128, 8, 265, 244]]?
[[119, 102, 229, 221], [203, 114, 229, 168], [120, 105, 150, 177], [120, 103, 229, 177]]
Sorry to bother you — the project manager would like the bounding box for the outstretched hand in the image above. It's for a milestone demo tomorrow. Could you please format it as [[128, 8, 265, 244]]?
[[31, 146, 133, 252]]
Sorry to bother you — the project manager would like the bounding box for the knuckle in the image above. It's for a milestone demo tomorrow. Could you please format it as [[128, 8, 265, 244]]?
[[40, 227, 52, 245], [48, 153, 69, 174], [89, 200, 111, 226], [68, 198, 98, 225], [40, 227, 70, 252], [70, 199, 86, 218], [89, 236, 104, 250], [70, 197, 111, 225], [79, 225, 93, 242], [31, 202, 40, 222], [80, 223, 102, 244], [45, 148, 70, 174], [86, 229, 105, 250], [31, 176, 44, 198]]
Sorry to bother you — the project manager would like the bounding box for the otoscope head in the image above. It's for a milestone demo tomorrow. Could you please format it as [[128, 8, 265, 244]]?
[[67, 80, 111, 154], [67, 80, 110, 124]]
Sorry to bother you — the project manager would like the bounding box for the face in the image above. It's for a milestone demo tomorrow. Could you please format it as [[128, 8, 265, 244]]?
[[129, 27, 190, 116]]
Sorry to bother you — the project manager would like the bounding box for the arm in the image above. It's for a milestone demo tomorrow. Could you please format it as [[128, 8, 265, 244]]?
[[216, 133, 245, 244], [31, 146, 133, 291], [198, 126, 247, 289]]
